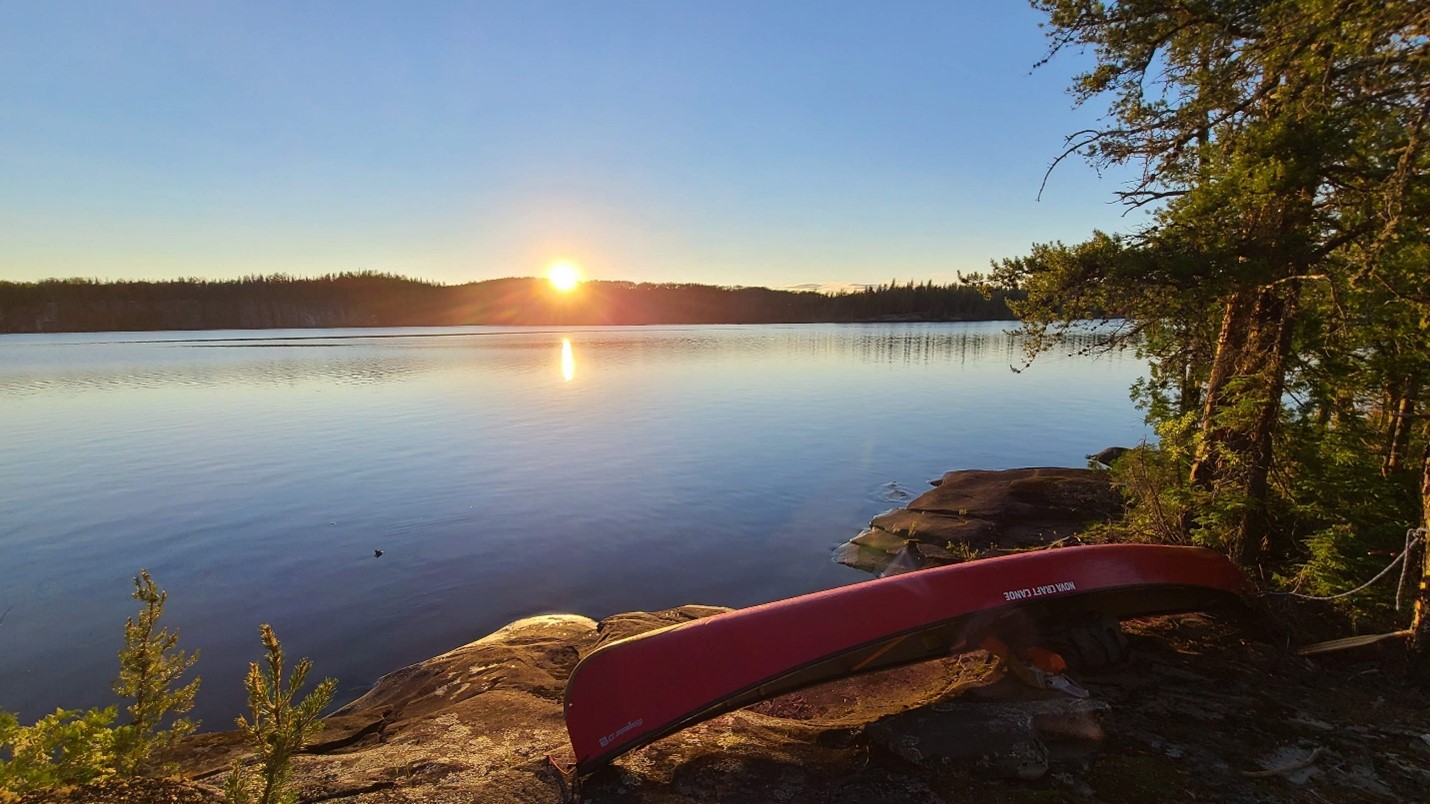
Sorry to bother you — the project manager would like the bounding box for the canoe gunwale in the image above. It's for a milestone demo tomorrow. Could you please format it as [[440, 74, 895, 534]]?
[[564, 545, 1250, 774]]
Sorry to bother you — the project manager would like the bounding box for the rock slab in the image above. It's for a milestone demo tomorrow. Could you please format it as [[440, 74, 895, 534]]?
[[835, 467, 1122, 573], [144, 608, 1430, 803]]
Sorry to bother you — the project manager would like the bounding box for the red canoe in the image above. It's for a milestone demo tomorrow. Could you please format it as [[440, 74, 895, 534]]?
[[563, 544, 1248, 774]]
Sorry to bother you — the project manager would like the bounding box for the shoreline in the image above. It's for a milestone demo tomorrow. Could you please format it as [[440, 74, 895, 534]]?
[[0, 315, 1019, 337]]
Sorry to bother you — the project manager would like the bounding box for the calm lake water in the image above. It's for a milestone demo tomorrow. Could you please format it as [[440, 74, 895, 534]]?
[[0, 323, 1151, 727]]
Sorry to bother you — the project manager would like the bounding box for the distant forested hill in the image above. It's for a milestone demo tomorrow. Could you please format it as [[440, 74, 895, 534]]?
[[0, 273, 1017, 333]]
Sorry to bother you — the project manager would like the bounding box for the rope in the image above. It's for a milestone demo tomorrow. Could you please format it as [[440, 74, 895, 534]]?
[[545, 753, 580, 803], [1271, 527, 1424, 605], [1395, 527, 1424, 611]]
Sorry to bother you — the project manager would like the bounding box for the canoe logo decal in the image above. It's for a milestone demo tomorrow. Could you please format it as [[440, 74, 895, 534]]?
[[598, 718, 645, 748], [1002, 581, 1076, 602]]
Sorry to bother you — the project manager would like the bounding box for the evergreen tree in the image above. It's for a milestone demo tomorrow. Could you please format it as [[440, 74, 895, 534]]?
[[225, 624, 337, 804], [112, 570, 200, 774], [996, 0, 1430, 568]]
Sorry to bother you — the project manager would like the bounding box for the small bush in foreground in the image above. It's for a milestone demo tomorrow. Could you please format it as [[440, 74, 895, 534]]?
[[113, 570, 201, 774], [1, 570, 201, 797], [0, 706, 117, 797], [224, 624, 336, 804]]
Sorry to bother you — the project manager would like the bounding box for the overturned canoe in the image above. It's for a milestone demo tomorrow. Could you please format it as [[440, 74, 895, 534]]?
[[563, 543, 1248, 774]]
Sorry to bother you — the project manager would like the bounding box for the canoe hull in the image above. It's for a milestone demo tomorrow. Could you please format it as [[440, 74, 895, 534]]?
[[564, 544, 1248, 773]]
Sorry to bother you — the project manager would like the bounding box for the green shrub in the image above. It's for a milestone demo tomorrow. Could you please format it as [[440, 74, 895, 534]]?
[[0, 706, 118, 797], [1103, 442, 1194, 545], [0, 570, 201, 797]]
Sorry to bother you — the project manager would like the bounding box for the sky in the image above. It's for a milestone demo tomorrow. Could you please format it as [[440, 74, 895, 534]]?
[[0, 1, 1150, 289]]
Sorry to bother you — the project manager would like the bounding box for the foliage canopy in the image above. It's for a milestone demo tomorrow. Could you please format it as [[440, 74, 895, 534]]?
[[985, 0, 1430, 620]]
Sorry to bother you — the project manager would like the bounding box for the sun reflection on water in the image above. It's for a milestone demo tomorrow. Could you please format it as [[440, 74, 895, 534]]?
[[560, 338, 575, 382]]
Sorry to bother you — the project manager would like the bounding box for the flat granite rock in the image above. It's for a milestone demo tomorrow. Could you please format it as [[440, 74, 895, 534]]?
[[836, 467, 1122, 574], [160, 607, 1031, 803], [112, 609, 1430, 803], [169, 613, 605, 803]]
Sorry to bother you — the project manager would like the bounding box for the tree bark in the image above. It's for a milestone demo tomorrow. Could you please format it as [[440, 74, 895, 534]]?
[[1237, 286, 1299, 562], [1410, 447, 1430, 663], [1184, 284, 1298, 567], [1189, 289, 1256, 491], [1178, 333, 1204, 416], [1383, 378, 1418, 477]]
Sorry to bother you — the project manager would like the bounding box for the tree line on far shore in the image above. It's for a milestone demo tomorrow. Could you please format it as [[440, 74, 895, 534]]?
[[0, 274, 1019, 333]]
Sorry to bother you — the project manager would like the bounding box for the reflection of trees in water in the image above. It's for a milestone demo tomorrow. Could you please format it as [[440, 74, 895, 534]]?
[[850, 329, 1021, 365], [814, 329, 1128, 366], [499, 324, 1138, 369], [0, 352, 428, 396], [1, 325, 1139, 396]]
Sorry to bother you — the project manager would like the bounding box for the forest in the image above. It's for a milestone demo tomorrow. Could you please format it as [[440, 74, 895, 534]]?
[[0, 275, 1017, 332], [979, 1, 1430, 645]]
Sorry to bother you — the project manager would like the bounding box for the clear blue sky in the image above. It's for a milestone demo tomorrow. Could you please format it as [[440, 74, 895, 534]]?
[[0, 1, 1146, 288]]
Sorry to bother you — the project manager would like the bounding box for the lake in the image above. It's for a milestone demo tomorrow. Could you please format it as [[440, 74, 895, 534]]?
[[0, 323, 1151, 727]]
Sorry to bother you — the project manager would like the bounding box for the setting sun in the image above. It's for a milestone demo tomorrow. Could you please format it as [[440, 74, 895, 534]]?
[[547, 260, 581, 292]]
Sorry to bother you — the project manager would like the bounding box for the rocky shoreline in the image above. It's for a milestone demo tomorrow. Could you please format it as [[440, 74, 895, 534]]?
[[36, 467, 1430, 803], [147, 610, 1429, 803], [835, 467, 1122, 575]]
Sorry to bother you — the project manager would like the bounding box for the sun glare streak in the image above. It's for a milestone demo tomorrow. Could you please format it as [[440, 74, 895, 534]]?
[[561, 338, 575, 382], [548, 260, 581, 292]]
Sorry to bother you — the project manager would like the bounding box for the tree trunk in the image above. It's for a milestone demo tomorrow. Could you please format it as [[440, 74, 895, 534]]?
[[1383, 378, 1418, 477], [1190, 289, 1256, 491], [1186, 284, 1298, 567], [1179, 335, 1203, 416], [1237, 286, 1299, 563], [1410, 447, 1430, 663]]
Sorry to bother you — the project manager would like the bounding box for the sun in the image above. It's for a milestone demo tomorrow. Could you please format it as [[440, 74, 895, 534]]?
[[547, 260, 582, 292]]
